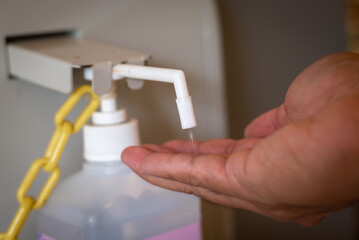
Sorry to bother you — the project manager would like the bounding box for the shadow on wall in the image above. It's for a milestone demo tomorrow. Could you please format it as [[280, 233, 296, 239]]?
[[217, 0, 346, 138], [215, 0, 355, 240]]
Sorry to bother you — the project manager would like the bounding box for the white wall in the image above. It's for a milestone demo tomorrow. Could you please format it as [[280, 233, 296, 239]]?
[[0, 1, 228, 239]]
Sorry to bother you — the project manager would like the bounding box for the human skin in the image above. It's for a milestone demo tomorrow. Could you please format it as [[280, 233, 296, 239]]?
[[122, 52, 359, 226]]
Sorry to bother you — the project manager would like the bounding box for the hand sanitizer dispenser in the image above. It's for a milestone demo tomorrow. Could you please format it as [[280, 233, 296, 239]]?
[[36, 64, 201, 240], [5, 34, 201, 240]]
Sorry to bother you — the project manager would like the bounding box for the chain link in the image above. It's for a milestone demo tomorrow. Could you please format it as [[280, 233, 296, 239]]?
[[43, 121, 72, 172], [0, 85, 99, 240]]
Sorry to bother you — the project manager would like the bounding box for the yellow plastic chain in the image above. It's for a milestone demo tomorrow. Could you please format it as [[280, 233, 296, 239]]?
[[0, 85, 100, 240]]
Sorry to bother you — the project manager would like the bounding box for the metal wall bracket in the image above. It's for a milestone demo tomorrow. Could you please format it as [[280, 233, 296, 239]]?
[[7, 36, 150, 93], [93, 62, 113, 95]]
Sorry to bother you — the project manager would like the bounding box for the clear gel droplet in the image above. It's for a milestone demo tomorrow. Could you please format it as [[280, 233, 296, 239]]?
[[188, 129, 198, 154]]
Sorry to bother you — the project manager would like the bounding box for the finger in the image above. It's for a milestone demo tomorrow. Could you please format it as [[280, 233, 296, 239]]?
[[122, 148, 324, 224], [122, 146, 253, 199], [122, 146, 265, 213], [121, 146, 154, 170], [141, 144, 177, 153], [244, 104, 286, 138], [163, 138, 262, 154], [296, 217, 324, 227]]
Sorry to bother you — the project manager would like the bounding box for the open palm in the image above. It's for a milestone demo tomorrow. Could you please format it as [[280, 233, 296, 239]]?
[[122, 52, 359, 225]]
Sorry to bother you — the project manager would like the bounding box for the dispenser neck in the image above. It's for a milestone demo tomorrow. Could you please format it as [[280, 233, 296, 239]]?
[[83, 96, 141, 163], [83, 161, 130, 175]]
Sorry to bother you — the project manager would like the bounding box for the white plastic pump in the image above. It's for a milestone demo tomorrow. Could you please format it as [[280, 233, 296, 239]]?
[[37, 65, 202, 240], [83, 93, 140, 162], [84, 64, 197, 129]]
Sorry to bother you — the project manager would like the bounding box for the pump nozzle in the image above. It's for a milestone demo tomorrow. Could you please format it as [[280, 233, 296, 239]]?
[[84, 64, 197, 129], [175, 96, 196, 129]]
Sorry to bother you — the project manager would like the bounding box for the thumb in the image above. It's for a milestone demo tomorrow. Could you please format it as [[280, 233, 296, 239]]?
[[244, 104, 286, 138]]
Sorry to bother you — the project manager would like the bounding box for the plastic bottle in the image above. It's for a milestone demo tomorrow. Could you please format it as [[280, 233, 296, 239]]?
[[37, 96, 201, 240]]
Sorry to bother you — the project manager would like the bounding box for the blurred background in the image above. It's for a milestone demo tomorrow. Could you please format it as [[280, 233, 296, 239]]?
[[216, 0, 358, 239], [0, 0, 357, 239]]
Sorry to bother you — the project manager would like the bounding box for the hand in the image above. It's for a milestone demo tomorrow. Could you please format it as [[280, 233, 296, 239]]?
[[122, 52, 359, 226]]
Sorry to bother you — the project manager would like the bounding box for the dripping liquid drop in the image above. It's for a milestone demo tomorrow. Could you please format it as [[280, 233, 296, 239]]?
[[188, 129, 198, 154]]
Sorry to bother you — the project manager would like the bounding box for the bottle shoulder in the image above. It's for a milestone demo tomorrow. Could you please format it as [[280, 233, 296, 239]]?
[[38, 163, 201, 240], [41, 164, 199, 221]]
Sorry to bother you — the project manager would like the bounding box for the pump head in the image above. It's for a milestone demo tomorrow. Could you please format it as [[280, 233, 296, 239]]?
[[84, 64, 197, 129]]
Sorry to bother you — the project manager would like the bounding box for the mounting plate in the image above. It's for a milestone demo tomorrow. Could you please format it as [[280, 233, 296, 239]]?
[[7, 36, 150, 93]]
